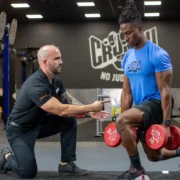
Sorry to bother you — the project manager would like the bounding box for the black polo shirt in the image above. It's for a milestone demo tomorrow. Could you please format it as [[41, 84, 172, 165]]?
[[9, 68, 66, 128]]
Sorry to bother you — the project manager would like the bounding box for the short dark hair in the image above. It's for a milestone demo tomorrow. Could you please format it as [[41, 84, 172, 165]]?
[[118, 0, 142, 25]]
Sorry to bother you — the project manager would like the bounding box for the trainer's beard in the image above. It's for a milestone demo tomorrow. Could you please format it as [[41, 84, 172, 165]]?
[[46, 66, 56, 77], [47, 62, 61, 75]]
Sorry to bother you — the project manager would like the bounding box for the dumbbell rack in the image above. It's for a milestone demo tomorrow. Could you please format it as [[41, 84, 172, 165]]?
[[95, 94, 111, 137]]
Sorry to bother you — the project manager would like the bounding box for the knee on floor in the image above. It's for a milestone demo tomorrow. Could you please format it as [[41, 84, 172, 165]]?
[[19, 169, 37, 179]]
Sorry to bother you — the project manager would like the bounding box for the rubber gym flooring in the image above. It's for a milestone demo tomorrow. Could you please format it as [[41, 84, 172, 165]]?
[[0, 171, 180, 180]]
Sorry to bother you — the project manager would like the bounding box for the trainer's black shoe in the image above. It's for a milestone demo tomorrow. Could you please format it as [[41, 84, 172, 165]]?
[[117, 165, 150, 180], [0, 147, 12, 174], [58, 162, 88, 176]]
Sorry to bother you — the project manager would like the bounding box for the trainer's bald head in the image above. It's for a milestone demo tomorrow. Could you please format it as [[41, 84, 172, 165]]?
[[37, 45, 60, 65]]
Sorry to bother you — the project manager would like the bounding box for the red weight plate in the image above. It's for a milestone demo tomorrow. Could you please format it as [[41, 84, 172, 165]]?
[[146, 124, 168, 150], [165, 125, 180, 150], [104, 123, 121, 147]]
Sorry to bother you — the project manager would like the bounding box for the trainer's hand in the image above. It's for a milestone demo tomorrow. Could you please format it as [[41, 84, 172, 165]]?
[[91, 100, 111, 112], [89, 111, 110, 120]]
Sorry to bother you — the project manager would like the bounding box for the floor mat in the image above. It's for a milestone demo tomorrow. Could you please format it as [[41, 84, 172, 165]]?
[[1, 171, 180, 180]]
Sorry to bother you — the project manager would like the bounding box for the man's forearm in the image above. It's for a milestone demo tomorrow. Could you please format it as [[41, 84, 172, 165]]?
[[60, 91, 83, 105], [121, 91, 133, 112], [161, 90, 171, 120], [59, 104, 93, 117]]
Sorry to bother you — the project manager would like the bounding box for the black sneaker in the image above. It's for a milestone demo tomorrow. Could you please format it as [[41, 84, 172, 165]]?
[[58, 162, 88, 176], [117, 165, 150, 180], [0, 147, 12, 174]]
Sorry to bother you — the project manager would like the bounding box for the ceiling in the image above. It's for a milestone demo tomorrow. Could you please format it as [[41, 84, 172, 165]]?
[[0, 0, 180, 23]]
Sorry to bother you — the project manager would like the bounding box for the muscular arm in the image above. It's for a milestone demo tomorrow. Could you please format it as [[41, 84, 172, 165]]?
[[41, 97, 93, 117], [60, 91, 83, 105], [57, 91, 109, 119], [59, 91, 89, 116], [121, 74, 133, 112], [156, 70, 173, 120]]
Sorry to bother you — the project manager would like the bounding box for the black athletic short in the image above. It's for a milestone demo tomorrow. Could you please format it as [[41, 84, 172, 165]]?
[[133, 99, 163, 142]]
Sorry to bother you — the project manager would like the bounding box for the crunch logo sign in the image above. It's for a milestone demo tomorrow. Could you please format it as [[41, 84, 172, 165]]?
[[89, 27, 158, 82]]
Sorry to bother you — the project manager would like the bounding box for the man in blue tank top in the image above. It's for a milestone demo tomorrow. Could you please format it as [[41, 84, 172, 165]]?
[[116, 0, 180, 180]]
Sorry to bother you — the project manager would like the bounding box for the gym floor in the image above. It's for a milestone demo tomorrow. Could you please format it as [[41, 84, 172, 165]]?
[[0, 118, 180, 180]]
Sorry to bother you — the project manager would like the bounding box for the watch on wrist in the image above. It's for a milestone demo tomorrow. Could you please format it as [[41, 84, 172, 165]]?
[[163, 120, 171, 126]]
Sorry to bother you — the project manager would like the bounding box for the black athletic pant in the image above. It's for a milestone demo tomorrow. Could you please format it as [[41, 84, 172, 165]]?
[[5, 115, 77, 178]]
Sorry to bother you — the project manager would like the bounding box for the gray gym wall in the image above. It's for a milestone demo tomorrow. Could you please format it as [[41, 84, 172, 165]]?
[[14, 20, 180, 88]]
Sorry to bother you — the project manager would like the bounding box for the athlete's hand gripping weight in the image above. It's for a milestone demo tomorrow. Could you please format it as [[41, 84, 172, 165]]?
[[145, 123, 180, 150]]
